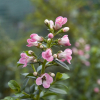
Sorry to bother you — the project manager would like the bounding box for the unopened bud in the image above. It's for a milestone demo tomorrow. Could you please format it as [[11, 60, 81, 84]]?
[[28, 50, 33, 54], [33, 72, 38, 76], [47, 38, 51, 42], [34, 59, 37, 62], [40, 45, 44, 49], [62, 27, 69, 32], [48, 33, 54, 39], [44, 19, 49, 25], [53, 54, 57, 58], [50, 73, 55, 77]]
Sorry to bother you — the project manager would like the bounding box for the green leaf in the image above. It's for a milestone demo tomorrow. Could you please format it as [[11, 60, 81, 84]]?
[[49, 84, 68, 94], [42, 92, 57, 98], [49, 87, 67, 94], [55, 72, 62, 81], [3, 97, 15, 100], [54, 59, 70, 70], [37, 65, 42, 72], [61, 73, 70, 80], [22, 78, 30, 90], [17, 62, 23, 67], [8, 80, 20, 92], [29, 84, 35, 94], [21, 73, 36, 79]]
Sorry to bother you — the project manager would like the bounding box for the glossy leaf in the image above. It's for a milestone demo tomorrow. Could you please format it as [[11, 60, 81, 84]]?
[[54, 59, 70, 70], [37, 65, 42, 72], [22, 78, 30, 90], [8, 80, 20, 92], [29, 84, 35, 94], [3, 96, 15, 100]]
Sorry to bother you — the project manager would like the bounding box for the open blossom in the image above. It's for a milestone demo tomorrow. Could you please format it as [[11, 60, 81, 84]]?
[[58, 49, 72, 64], [30, 33, 43, 42], [36, 73, 53, 88], [78, 50, 84, 55], [26, 39, 38, 47], [42, 49, 53, 62], [19, 53, 33, 67], [58, 35, 71, 46], [54, 16, 67, 30], [48, 33, 54, 39]]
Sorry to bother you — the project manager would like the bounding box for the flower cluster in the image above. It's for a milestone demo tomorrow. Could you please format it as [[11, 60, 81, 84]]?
[[72, 38, 90, 66], [18, 16, 72, 89]]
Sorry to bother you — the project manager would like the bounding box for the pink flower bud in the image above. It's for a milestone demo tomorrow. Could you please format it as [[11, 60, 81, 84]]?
[[53, 54, 57, 58], [34, 59, 37, 62], [49, 20, 54, 29], [33, 72, 38, 76], [40, 45, 44, 49], [62, 27, 69, 32], [28, 50, 33, 54], [48, 33, 54, 39], [44, 19, 49, 25], [50, 73, 55, 77], [58, 35, 71, 46], [94, 87, 99, 93], [47, 38, 51, 42]]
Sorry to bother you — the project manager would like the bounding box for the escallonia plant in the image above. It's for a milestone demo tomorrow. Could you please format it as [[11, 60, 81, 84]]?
[[4, 16, 72, 100]]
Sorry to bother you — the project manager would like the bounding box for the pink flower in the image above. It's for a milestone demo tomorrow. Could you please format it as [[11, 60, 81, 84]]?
[[58, 49, 72, 64], [54, 16, 67, 30], [42, 49, 53, 62], [30, 33, 43, 42], [48, 33, 54, 39], [84, 54, 90, 59], [94, 87, 99, 93], [62, 27, 69, 32], [72, 47, 78, 55], [58, 35, 71, 46], [36, 73, 53, 88], [26, 39, 38, 47], [19, 53, 33, 67], [85, 44, 90, 51], [78, 50, 84, 55]]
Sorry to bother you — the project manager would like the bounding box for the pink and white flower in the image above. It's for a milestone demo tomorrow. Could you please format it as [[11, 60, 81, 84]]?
[[48, 33, 54, 39], [42, 49, 53, 62], [54, 16, 67, 30], [58, 49, 72, 64], [58, 35, 71, 46], [30, 33, 43, 42], [19, 53, 33, 67], [49, 20, 54, 29], [36, 73, 53, 88], [26, 39, 38, 47]]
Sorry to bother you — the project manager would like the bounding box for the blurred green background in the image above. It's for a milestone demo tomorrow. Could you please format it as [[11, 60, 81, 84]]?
[[0, 0, 100, 99]]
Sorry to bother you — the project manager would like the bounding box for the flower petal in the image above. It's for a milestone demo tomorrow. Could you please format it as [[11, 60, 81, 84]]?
[[43, 81, 50, 88], [36, 77, 42, 85], [45, 73, 53, 84]]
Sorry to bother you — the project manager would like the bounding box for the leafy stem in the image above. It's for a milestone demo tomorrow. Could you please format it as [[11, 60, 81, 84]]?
[[31, 64, 36, 72]]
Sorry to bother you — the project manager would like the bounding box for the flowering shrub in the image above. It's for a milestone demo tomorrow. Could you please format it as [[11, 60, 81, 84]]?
[[4, 16, 72, 100], [72, 38, 90, 67]]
